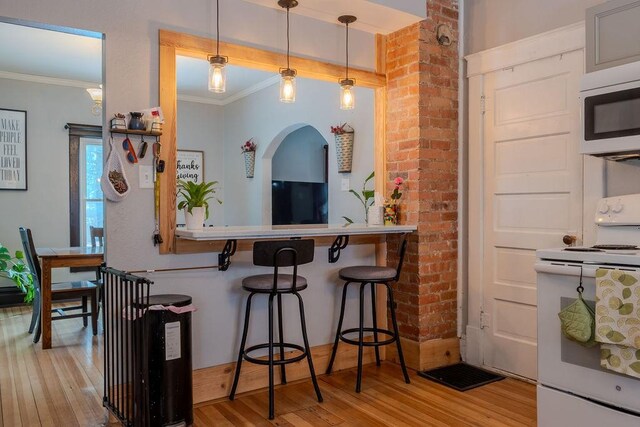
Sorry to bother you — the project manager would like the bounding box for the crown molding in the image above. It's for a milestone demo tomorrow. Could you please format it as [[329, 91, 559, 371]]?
[[0, 70, 99, 89], [177, 75, 280, 106]]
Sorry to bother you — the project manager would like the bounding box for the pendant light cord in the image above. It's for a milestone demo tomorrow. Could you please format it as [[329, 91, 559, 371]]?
[[216, 0, 220, 56], [286, 6, 291, 70], [345, 22, 349, 80]]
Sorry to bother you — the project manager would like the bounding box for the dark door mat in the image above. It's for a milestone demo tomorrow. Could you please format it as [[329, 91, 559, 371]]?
[[417, 363, 505, 391]]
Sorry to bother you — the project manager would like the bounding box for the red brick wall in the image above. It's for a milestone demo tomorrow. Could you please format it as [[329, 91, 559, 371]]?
[[386, 0, 459, 342]]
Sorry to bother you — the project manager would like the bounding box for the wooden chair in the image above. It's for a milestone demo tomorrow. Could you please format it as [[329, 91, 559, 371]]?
[[19, 227, 99, 343], [89, 226, 104, 247]]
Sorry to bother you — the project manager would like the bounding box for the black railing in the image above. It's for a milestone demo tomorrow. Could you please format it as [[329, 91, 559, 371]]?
[[101, 266, 153, 427]]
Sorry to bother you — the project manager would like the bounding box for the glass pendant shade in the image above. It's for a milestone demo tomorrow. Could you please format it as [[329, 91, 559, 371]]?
[[280, 69, 296, 103], [86, 85, 103, 116], [340, 79, 355, 110], [208, 56, 227, 93]]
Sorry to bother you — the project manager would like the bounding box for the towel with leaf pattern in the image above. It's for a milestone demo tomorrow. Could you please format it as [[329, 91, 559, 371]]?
[[595, 268, 640, 378]]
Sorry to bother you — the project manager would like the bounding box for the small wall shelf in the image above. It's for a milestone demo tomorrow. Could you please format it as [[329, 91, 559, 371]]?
[[109, 129, 162, 137]]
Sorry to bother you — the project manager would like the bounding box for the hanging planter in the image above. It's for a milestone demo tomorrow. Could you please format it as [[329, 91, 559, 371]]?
[[331, 123, 354, 173], [100, 138, 130, 202], [243, 151, 255, 178], [241, 138, 257, 178]]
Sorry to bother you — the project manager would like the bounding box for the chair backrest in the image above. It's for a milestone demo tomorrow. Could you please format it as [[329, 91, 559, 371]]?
[[90, 226, 104, 247], [253, 239, 315, 267], [394, 235, 409, 281], [253, 239, 315, 291], [18, 227, 42, 290]]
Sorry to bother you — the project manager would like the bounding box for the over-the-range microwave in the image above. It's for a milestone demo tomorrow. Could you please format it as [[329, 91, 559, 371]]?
[[581, 61, 640, 160]]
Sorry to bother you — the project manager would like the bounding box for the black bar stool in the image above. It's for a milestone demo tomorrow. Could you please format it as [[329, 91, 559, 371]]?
[[229, 239, 323, 420], [326, 236, 410, 392]]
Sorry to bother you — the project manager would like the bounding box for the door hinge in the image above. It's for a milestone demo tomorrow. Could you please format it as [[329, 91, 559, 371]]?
[[480, 310, 490, 330], [480, 95, 486, 114]]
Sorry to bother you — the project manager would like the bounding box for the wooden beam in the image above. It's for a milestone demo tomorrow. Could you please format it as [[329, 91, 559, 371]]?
[[159, 29, 388, 255], [159, 43, 178, 254], [159, 30, 385, 88], [374, 33, 389, 358]]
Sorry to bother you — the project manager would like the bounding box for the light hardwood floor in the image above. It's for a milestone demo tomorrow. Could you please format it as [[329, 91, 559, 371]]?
[[0, 304, 537, 426]]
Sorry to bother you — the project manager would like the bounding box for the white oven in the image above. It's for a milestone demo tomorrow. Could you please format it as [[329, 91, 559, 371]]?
[[581, 61, 640, 159], [536, 194, 640, 424], [536, 261, 640, 421]]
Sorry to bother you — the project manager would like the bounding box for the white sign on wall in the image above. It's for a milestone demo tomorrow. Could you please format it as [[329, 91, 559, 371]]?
[[177, 149, 204, 184], [0, 109, 27, 190]]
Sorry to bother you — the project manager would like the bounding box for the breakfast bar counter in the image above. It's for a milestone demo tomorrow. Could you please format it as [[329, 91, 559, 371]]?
[[175, 223, 416, 241]]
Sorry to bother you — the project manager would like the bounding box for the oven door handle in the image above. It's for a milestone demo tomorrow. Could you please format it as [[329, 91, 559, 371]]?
[[535, 262, 598, 277]]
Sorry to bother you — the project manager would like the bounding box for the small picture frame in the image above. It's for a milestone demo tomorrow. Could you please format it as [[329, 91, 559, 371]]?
[[177, 150, 205, 184], [0, 108, 27, 190]]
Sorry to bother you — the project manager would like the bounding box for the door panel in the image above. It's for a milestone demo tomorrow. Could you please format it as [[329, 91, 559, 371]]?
[[482, 50, 584, 379]]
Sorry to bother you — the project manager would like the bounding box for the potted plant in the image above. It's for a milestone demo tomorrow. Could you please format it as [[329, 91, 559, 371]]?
[[342, 171, 375, 224], [241, 138, 257, 178], [384, 177, 404, 225], [177, 180, 222, 230], [0, 244, 34, 303]]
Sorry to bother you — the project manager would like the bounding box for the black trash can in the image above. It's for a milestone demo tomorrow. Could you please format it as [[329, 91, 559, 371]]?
[[137, 294, 193, 427]]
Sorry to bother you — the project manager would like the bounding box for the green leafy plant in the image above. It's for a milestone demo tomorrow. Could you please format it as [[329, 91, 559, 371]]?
[[0, 244, 34, 304], [177, 180, 222, 220], [342, 171, 375, 224]]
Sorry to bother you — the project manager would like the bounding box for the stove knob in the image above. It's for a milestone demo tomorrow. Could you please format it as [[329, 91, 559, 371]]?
[[612, 201, 623, 213], [598, 201, 610, 214]]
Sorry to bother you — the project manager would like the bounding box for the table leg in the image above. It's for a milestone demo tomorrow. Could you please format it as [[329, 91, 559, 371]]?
[[41, 258, 52, 349]]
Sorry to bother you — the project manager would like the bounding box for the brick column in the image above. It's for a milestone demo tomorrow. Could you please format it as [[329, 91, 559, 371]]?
[[385, 0, 459, 370]]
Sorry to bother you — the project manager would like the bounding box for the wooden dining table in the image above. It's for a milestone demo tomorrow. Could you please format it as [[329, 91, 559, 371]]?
[[36, 246, 104, 349]]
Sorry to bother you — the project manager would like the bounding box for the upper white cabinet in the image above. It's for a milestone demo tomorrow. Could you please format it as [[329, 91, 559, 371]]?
[[586, 0, 640, 72]]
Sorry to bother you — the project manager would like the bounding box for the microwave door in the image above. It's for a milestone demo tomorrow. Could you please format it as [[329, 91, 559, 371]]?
[[585, 87, 640, 141], [581, 82, 640, 156]]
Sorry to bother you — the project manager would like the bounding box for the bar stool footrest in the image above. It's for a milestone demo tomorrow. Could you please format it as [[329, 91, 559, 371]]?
[[243, 343, 307, 365], [339, 327, 396, 347]]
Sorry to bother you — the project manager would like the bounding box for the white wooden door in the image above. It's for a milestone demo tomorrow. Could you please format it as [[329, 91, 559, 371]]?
[[481, 50, 584, 379]]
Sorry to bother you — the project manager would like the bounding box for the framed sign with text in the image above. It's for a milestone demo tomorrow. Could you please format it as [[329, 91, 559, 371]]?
[[0, 109, 27, 190], [177, 149, 204, 184]]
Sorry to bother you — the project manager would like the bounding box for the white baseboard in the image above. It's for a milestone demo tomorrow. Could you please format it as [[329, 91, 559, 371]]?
[[464, 325, 482, 366]]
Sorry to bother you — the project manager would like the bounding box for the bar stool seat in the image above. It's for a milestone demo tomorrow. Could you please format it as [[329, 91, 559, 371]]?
[[339, 266, 396, 282], [326, 236, 410, 393], [242, 274, 308, 292]]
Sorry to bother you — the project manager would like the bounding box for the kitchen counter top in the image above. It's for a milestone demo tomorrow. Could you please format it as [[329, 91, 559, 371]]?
[[175, 223, 416, 241]]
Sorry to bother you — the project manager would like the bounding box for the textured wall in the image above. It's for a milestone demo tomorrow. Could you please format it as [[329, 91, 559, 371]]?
[[464, 0, 606, 55], [386, 0, 459, 342]]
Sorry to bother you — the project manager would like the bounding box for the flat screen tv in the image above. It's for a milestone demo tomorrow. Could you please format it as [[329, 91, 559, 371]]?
[[272, 180, 328, 225]]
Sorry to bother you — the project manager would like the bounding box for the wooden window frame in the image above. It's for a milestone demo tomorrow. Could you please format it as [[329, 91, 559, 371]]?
[[158, 30, 388, 254], [66, 123, 102, 270]]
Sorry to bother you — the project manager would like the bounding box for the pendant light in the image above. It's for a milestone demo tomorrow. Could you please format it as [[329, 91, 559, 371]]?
[[278, 0, 298, 103], [338, 15, 357, 110], [208, 0, 227, 93], [86, 84, 103, 115]]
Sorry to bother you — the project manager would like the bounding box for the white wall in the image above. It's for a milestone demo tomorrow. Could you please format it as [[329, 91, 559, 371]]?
[[0, 0, 380, 369], [272, 125, 326, 183], [176, 100, 225, 226], [464, 0, 606, 55], [223, 77, 375, 226], [0, 78, 100, 285]]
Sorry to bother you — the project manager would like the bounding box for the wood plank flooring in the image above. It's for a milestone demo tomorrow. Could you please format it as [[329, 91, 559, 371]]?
[[0, 304, 537, 426]]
